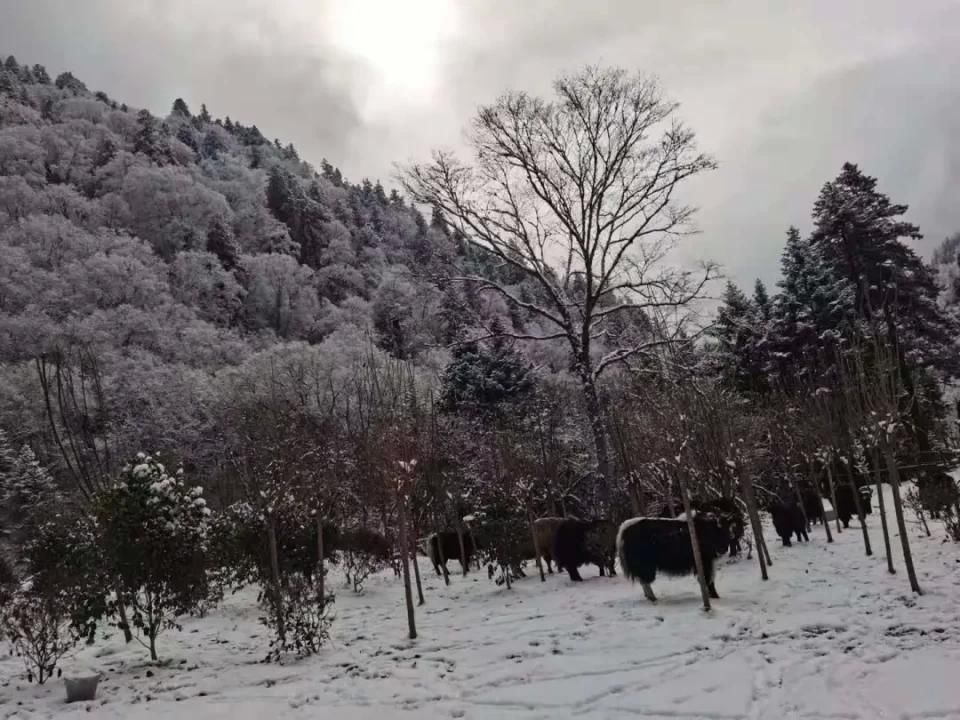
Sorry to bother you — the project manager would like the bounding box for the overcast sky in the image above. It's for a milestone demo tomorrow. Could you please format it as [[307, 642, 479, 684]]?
[[2, 0, 959, 288]]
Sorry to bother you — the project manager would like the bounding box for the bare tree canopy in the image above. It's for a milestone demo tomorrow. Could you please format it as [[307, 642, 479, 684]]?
[[402, 66, 717, 486]]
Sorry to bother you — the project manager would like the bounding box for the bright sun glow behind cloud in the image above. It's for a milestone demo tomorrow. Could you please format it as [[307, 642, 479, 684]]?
[[325, 0, 458, 118]]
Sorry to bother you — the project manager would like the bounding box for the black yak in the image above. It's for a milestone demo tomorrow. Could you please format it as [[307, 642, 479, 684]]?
[[340, 527, 392, 561], [532, 517, 565, 573], [552, 519, 616, 581], [616, 513, 730, 602], [801, 489, 824, 525], [697, 498, 745, 557], [917, 471, 960, 519], [835, 483, 872, 527], [425, 530, 476, 576], [859, 485, 874, 515], [657, 497, 744, 557], [769, 498, 808, 546]]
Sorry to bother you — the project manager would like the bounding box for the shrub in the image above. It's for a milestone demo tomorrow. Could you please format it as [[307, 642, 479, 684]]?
[[95, 453, 212, 661], [0, 587, 77, 684], [258, 573, 333, 662]]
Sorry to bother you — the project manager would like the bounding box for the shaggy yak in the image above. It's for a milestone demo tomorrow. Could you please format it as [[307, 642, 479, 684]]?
[[697, 498, 745, 557], [552, 519, 617, 581], [616, 513, 730, 602], [917, 471, 960, 519], [769, 498, 808, 546], [532, 517, 565, 573], [657, 497, 744, 557], [834, 484, 873, 528], [425, 530, 476, 576], [801, 489, 824, 525]]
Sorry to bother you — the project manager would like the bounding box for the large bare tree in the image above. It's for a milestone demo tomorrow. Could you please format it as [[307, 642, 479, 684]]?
[[402, 66, 716, 488]]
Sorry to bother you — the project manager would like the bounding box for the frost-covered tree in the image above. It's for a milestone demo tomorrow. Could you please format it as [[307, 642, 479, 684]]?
[[171, 98, 191, 118], [0, 443, 62, 561], [205, 216, 239, 270], [809, 163, 958, 452], [95, 453, 212, 661], [709, 281, 768, 393], [404, 66, 716, 490], [133, 109, 161, 159]]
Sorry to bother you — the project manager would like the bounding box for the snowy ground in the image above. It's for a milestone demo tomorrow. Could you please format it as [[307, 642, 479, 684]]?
[[3, 487, 960, 720]]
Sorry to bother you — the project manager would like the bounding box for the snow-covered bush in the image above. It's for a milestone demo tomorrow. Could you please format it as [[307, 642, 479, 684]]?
[[26, 512, 107, 644], [0, 586, 77, 684], [341, 546, 384, 593], [258, 573, 332, 662], [210, 500, 335, 660], [95, 453, 212, 661]]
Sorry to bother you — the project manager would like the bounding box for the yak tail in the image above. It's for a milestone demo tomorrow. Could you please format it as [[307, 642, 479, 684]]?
[[616, 518, 640, 582]]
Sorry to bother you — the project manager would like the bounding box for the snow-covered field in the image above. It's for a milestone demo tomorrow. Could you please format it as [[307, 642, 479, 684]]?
[[4, 488, 960, 720]]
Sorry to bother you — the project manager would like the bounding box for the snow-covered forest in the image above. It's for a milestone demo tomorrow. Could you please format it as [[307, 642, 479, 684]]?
[[2, 54, 960, 718]]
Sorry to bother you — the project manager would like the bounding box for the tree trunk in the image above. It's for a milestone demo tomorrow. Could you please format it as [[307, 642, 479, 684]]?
[[845, 462, 872, 556], [411, 535, 425, 606], [738, 471, 768, 580], [678, 471, 712, 611], [436, 523, 450, 586], [793, 483, 810, 530], [826, 463, 842, 534], [810, 471, 833, 543], [578, 368, 611, 505], [115, 593, 134, 644], [397, 494, 417, 639], [916, 505, 932, 538], [316, 516, 325, 607], [529, 512, 546, 582], [149, 629, 158, 662], [267, 516, 285, 644], [883, 443, 922, 594], [456, 523, 468, 577], [628, 480, 643, 516], [870, 448, 895, 574]]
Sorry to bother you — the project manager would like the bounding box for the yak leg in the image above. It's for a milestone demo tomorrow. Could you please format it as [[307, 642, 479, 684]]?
[[641, 582, 657, 602], [707, 580, 719, 599], [566, 566, 583, 582]]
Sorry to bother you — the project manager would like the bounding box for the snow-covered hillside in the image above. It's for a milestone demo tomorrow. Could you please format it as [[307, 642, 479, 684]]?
[[3, 487, 960, 720]]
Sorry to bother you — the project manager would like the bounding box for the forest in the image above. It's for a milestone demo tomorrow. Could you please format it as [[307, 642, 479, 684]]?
[[1, 55, 960, 701]]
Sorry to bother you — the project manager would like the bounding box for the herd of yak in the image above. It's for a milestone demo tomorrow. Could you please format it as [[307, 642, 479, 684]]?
[[302, 469, 957, 602], [418, 469, 959, 602]]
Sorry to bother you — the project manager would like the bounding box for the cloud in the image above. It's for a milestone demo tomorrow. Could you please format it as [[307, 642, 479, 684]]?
[[1, 0, 958, 286]]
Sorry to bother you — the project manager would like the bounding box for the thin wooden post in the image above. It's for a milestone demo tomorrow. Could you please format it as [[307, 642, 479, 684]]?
[[870, 448, 895, 574], [826, 463, 842, 534], [738, 471, 768, 580], [883, 443, 921, 594], [678, 471, 712, 611], [316, 515, 325, 606], [397, 494, 417, 639]]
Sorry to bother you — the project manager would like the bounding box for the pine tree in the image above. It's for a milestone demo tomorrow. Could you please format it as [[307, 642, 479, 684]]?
[[810, 163, 959, 451], [206, 217, 240, 270], [171, 97, 191, 117], [710, 281, 767, 393], [0, 442, 61, 561], [198, 103, 211, 123], [176, 124, 199, 153], [133, 109, 160, 159], [768, 227, 839, 382], [753, 279, 771, 322], [32, 64, 50, 84], [439, 326, 534, 417]]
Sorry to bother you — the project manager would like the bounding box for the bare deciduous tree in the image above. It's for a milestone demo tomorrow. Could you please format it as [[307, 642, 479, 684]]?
[[402, 66, 716, 490]]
